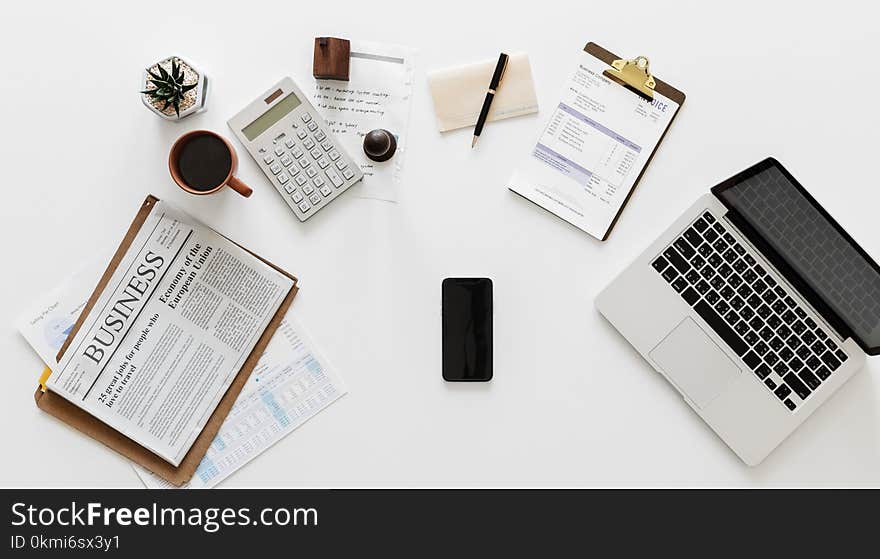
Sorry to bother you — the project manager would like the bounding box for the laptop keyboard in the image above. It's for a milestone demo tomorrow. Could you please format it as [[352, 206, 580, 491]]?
[[652, 210, 849, 412]]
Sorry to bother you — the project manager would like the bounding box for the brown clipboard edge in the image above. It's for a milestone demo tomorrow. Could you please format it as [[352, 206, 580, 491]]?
[[585, 42, 686, 241], [34, 194, 299, 486]]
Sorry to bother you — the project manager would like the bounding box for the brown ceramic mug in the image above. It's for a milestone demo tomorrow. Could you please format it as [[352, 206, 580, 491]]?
[[169, 130, 252, 197]]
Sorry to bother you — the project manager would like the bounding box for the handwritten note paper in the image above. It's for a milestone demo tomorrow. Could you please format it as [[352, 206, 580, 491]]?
[[312, 41, 415, 203]]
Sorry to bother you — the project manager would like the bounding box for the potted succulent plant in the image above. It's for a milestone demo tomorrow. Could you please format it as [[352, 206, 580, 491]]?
[[141, 55, 208, 120]]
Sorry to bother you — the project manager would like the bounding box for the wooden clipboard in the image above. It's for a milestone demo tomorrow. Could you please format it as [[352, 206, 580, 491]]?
[[34, 194, 299, 486], [585, 42, 686, 240]]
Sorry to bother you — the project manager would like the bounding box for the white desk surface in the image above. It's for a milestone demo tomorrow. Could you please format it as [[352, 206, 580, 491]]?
[[2, 0, 879, 487]]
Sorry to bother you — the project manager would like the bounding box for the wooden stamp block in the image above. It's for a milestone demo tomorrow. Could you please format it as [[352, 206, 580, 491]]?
[[313, 37, 350, 81]]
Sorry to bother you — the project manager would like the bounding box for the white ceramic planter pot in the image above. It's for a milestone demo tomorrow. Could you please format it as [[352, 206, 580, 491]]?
[[141, 55, 208, 120]]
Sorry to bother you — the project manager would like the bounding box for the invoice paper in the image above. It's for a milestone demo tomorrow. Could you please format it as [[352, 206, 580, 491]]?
[[47, 200, 294, 466], [311, 40, 415, 203], [134, 314, 346, 489], [508, 51, 679, 239]]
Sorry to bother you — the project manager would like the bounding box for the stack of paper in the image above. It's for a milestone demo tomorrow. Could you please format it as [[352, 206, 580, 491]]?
[[17, 247, 347, 489], [135, 316, 346, 489]]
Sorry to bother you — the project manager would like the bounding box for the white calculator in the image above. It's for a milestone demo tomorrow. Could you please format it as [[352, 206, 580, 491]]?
[[228, 77, 363, 221]]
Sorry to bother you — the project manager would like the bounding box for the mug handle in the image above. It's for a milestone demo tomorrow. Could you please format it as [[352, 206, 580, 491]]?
[[227, 176, 253, 198]]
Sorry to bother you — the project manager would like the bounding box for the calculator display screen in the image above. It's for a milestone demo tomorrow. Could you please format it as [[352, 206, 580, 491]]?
[[242, 93, 301, 141]]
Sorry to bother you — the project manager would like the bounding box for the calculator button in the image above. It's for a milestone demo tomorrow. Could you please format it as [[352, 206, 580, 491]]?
[[317, 157, 330, 169], [306, 167, 318, 178], [263, 154, 275, 165], [277, 172, 289, 184], [303, 184, 315, 195], [314, 130, 326, 141], [309, 193, 322, 205], [269, 163, 282, 175], [328, 149, 341, 161], [335, 159, 348, 170], [320, 185, 332, 197], [295, 174, 308, 186], [292, 146, 304, 159], [299, 158, 312, 169], [342, 168, 355, 180], [307, 121, 318, 132], [321, 140, 333, 151], [312, 176, 325, 187], [310, 148, 322, 159], [284, 138, 296, 149], [301, 113, 312, 123], [291, 190, 303, 203], [289, 165, 300, 176], [280, 154, 293, 167], [296, 129, 308, 140], [298, 201, 311, 213], [272, 146, 283, 157], [283, 182, 294, 194], [303, 137, 316, 150], [325, 168, 344, 188]]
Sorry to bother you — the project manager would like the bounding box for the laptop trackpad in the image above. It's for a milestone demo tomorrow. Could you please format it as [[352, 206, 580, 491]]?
[[649, 318, 741, 409]]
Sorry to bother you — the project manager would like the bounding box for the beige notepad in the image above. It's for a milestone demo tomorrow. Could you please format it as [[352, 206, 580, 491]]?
[[428, 53, 538, 132]]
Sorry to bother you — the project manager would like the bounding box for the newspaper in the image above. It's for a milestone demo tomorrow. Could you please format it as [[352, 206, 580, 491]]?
[[134, 315, 346, 489], [46, 200, 294, 466]]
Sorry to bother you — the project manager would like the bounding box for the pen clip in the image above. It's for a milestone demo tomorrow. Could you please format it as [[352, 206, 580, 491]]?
[[498, 54, 509, 86]]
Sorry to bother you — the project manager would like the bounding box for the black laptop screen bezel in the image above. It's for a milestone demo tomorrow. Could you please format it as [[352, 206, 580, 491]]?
[[711, 157, 880, 356]]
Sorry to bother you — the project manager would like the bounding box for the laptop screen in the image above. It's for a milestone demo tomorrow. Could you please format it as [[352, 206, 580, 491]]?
[[714, 160, 880, 353]]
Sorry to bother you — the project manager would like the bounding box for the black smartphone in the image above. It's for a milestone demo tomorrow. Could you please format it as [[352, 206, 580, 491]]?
[[442, 277, 493, 382]]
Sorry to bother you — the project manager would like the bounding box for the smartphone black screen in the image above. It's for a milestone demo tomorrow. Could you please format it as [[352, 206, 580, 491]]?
[[442, 278, 493, 381]]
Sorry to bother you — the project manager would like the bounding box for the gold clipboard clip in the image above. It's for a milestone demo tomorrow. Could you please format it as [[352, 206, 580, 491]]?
[[603, 55, 656, 101]]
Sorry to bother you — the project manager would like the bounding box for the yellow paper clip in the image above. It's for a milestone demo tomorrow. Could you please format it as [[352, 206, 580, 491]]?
[[603, 55, 656, 100], [38, 366, 52, 392]]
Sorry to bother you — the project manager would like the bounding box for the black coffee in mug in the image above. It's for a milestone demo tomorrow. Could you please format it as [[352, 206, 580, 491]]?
[[177, 134, 233, 191], [169, 130, 252, 197]]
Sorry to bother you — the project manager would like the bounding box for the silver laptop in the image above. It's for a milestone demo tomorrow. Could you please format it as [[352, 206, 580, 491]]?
[[596, 158, 879, 465]]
